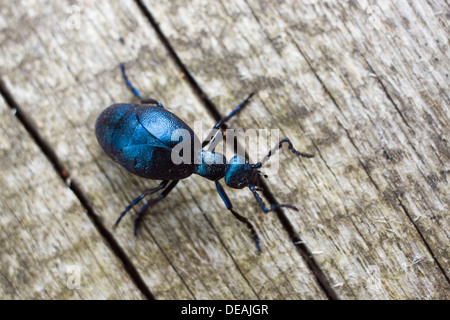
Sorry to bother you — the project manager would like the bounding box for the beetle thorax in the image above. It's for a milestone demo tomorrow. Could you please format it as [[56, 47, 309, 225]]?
[[194, 151, 257, 189], [194, 150, 227, 181]]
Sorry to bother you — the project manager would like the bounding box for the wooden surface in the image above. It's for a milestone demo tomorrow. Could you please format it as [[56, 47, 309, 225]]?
[[0, 0, 448, 299], [0, 96, 144, 299]]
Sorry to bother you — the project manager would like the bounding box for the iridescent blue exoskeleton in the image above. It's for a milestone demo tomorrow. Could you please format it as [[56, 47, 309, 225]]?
[[95, 64, 314, 251]]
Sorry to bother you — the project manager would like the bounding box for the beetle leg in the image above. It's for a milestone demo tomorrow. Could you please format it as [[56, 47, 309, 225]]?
[[214, 92, 255, 130], [133, 180, 180, 236], [120, 63, 164, 107], [140, 98, 164, 108], [113, 180, 170, 228], [202, 93, 254, 148], [201, 128, 223, 151], [215, 181, 261, 252], [120, 63, 143, 100]]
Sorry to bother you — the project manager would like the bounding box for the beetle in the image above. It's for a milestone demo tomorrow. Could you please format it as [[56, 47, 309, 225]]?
[[95, 64, 314, 251]]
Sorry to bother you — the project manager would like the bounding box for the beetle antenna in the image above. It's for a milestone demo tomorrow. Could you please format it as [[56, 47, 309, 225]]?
[[254, 138, 314, 168], [249, 185, 298, 213]]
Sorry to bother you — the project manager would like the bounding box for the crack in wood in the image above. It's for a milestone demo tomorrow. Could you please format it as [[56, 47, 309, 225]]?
[[0, 79, 156, 300], [134, 0, 339, 300]]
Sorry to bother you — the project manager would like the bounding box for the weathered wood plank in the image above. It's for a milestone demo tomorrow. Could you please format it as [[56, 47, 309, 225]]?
[[0, 96, 143, 299], [0, 1, 326, 299], [336, 0, 449, 275], [142, 0, 450, 299]]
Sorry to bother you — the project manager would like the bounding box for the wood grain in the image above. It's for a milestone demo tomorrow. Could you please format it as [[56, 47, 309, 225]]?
[[1, 0, 448, 299], [0, 96, 143, 299], [0, 0, 325, 299], [142, 0, 450, 299]]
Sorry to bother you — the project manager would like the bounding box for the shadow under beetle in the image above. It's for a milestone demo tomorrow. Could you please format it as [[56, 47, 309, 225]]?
[[95, 64, 314, 252]]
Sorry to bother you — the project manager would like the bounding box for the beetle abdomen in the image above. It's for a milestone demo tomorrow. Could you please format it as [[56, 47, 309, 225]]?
[[135, 105, 197, 148], [95, 103, 198, 180], [116, 145, 193, 180]]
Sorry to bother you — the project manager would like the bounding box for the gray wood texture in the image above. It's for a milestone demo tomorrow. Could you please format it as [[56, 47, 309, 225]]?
[[0, 0, 448, 299], [0, 96, 143, 299]]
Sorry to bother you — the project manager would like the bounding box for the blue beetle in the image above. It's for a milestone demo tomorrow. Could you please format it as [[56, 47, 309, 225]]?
[[95, 64, 314, 251]]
